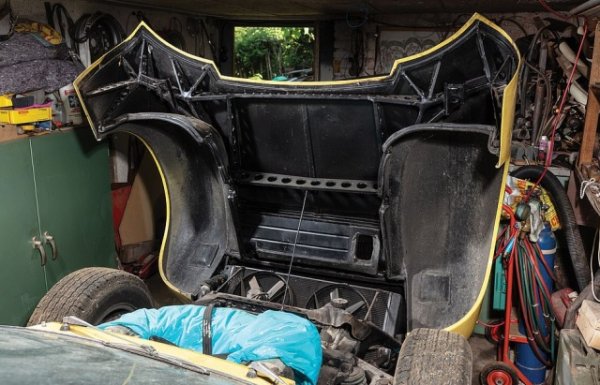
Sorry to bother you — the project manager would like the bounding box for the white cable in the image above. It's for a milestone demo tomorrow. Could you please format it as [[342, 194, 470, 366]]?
[[280, 190, 308, 309], [580, 178, 597, 199]]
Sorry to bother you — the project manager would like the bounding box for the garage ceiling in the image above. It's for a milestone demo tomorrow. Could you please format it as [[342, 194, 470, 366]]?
[[103, 0, 582, 19]]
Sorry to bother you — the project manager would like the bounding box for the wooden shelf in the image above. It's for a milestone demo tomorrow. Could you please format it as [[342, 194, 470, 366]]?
[[579, 23, 600, 169]]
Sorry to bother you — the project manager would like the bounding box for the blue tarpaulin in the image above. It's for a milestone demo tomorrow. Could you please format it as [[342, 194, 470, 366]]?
[[99, 305, 322, 385]]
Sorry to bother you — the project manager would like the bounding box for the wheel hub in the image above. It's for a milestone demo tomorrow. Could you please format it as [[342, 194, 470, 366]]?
[[487, 369, 512, 385]]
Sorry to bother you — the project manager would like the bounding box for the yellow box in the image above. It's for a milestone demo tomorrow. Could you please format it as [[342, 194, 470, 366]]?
[[0, 95, 12, 108], [0, 107, 52, 124]]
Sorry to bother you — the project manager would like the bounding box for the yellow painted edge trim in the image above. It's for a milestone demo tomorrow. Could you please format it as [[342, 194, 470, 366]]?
[[499, 66, 521, 166], [133, 133, 192, 300], [73, 68, 98, 139], [123, 13, 513, 88], [31, 322, 292, 385], [74, 13, 508, 86], [443, 17, 521, 335], [80, 13, 486, 87], [73, 12, 521, 311], [74, 12, 521, 162], [467, 14, 522, 167], [444, 161, 509, 337]]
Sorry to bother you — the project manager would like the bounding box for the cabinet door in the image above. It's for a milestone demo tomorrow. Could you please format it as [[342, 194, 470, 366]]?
[[31, 129, 116, 289], [0, 138, 46, 325]]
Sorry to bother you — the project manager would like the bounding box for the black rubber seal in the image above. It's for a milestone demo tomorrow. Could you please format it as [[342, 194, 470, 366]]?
[[202, 303, 215, 355]]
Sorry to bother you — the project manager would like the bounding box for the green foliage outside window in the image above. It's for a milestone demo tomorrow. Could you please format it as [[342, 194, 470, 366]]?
[[234, 27, 314, 80]]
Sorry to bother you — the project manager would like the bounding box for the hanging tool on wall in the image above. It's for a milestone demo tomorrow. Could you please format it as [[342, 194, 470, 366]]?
[[43, 3, 125, 67]]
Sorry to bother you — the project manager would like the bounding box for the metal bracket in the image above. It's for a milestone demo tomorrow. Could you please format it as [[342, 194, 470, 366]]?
[[444, 83, 465, 115], [238, 171, 378, 194]]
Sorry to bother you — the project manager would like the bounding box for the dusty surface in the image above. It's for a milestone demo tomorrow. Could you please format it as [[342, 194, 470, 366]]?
[[470, 334, 497, 385]]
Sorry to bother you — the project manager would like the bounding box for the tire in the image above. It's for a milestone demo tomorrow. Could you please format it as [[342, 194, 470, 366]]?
[[479, 362, 518, 385], [27, 267, 154, 326], [394, 328, 472, 385]]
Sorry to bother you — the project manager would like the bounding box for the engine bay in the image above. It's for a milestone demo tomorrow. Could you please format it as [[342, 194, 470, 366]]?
[[73, 14, 520, 337], [191, 265, 404, 385], [195, 294, 399, 385]]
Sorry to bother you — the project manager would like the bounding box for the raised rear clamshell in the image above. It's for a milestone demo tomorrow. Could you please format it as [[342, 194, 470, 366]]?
[[74, 13, 520, 336]]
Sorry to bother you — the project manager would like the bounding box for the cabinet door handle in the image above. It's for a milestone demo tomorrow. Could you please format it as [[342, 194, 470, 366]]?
[[32, 237, 47, 266], [43, 231, 58, 261]]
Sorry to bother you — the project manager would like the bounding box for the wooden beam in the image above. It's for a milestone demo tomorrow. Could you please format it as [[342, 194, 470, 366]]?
[[579, 22, 600, 168]]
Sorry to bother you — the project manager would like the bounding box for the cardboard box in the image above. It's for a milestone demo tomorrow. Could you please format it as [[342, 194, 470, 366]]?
[[119, 240, 160, 264], [0, 124, 20, 143], [119, 153, 165, 246], [576, 299, 600, 349]]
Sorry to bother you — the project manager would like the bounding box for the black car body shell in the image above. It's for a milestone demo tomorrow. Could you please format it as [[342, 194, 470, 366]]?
[[74, 13, 520, 335]]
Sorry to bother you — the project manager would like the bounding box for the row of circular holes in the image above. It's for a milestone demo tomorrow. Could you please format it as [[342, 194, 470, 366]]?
[[248, 173, 376, 190]]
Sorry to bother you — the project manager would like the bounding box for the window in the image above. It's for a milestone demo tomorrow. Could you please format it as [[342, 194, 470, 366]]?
[[233, 26, 315, 81]]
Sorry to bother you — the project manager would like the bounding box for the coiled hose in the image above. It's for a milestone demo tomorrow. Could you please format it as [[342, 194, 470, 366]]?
[[510, 166, 590, 291]]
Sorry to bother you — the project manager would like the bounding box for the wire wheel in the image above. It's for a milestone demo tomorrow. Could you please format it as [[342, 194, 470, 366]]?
[[480, 362, 518, 385]]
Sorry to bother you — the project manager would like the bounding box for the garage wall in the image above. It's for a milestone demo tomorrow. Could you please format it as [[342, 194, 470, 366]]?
[[10, 0, 217, 60], [7, 2, 560, 81], [332, 12, 552, 79]]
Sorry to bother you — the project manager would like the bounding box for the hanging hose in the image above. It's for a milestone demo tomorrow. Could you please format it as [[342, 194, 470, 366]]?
[[515, 238, 555, 365], [494, 218, 554, 367], [511, 166, 590, 291], [494, 221, 556, 367]]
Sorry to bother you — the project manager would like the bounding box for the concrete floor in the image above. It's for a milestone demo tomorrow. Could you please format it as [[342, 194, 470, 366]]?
[[469, 334, 498, 385]]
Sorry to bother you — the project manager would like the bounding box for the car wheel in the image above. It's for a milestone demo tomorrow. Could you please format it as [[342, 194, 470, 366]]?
[[27, 267, 154, 326], [394, 328, 472, 385]]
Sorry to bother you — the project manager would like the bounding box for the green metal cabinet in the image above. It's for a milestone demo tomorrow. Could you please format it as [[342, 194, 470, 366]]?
[[0, 139, 46, 326], [0, 128, 116, 325]]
